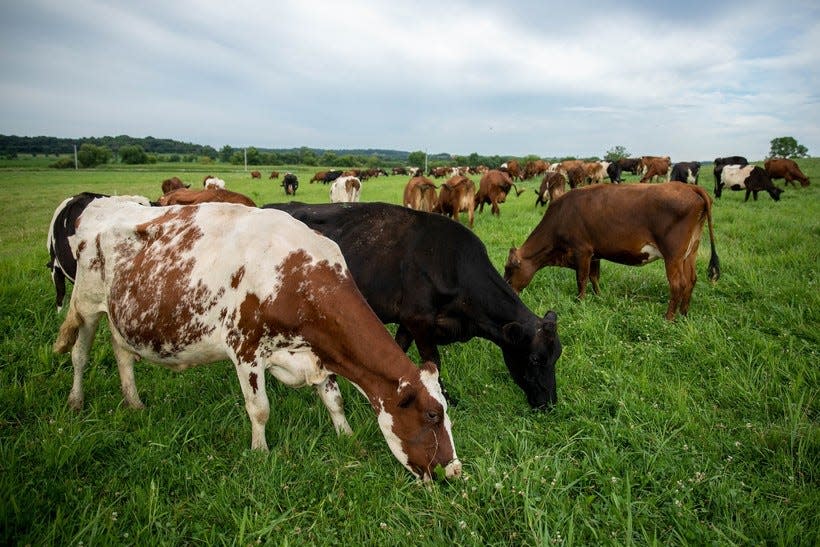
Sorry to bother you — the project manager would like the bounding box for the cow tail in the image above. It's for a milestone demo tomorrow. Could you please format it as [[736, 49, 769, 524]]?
[[53, 302, 83, 354], [699, 187, 721, 282], [512, 183, 526, 197]]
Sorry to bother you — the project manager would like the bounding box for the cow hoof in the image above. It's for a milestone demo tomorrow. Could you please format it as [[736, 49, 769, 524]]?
[[67, 395, 83, 411]]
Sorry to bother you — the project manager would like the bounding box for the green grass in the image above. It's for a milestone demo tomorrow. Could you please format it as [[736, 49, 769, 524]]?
[[1, 160, 818, 545]]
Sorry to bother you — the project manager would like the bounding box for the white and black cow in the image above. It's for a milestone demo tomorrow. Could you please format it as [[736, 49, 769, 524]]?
[[263, 201, 562, 410], [47, 192, 152, 312], [53, 200, 460, 481], [713, 156, 748, 197], [719, 165, 783, 201]]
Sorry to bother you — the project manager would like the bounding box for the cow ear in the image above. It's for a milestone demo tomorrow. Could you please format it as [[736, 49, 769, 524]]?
[[541, 311, 558, 339], [507, 247, 520, 267], [502, 322, 525, 345]]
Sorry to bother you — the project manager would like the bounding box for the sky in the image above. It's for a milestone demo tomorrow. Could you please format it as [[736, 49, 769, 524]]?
[[1, 0, 818, 161]]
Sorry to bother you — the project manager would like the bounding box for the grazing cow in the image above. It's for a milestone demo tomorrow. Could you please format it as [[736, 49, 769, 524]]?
[[250, 170, 261, 179], [713, 156, 748, 197], [523, 159, 549, 180], [433, 175, 476, 227], [330, 176, 361, 203], [264, 202, 562, 409], [720, 165, 783, 201], [505, 183, 720, 320], [617, 158, 642, 175], [639, 156, 672, 183], [392, 167, 408, 176], [764, 158, 810, 188], [403, 176, 438, 212], [282, 172, 298, 195], [310, 171, 327, 184], [428, 166, 448, 178], [606, 162, 624, 183], [500, 159, 522, 181], [158, 187, 256, 207], [53, 200, 460, 481], [535, 172, 567, 206], [566, 166, 586, 189], [161, 176, 189, 194], [670, 162, 701, 184], [475, 170, 524, 215], [46, 192, 152, 312], [203, 175, 226, 190], [323, 170, 343, 184], [583, 162, 607, 185], [269, 171, 280, 179]]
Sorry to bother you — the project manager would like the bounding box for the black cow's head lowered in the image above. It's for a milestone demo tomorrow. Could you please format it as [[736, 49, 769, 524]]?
[[500, 310, 561, 409]]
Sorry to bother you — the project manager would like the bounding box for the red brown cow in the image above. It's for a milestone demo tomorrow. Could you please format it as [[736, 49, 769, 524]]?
[[764, 158, 810, 188], [523, 159, 549, 180], [535, 172, 567, 206], [475, 170, 524, 216], [434, 175, 476, 227], [158, 187, 256, 207], [639, 156, 672, 183], [250, 170, 261, 179], [500, 159, 522, 181], [53, 199, 460, 481], [161, 176, 189, 194], [403, 176, 438, 212], [310, 171, 327, 184], [504, 183, 720, 320], [269, 171, 280, 179]]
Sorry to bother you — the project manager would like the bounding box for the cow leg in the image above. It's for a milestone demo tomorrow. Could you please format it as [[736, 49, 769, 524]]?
[[589, 259, 602, 295], [234, 361, 270, 451], [52, 267, 67, 312], [574, 254, 593, 298], [664, 259, 687, 320], [394, 324, 415, 353], [745, 189, 751, 202], [679, 253, 698, 316], [54, 303, 102, 410], [110, 332, 145, 409], [315, 375, 353, 435], [491, 201, 500, 215]]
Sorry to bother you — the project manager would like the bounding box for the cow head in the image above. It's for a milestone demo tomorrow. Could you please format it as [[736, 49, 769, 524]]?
[[376, 361, 460, 481], [500, 311, 560, 409], [504, 247, 537, 292]]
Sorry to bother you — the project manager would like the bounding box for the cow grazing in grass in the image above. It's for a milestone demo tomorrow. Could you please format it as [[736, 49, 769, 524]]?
[[269, 171, 280, 179], [535, 172, 567, 206], [330, 176, 361, 203], [250, 170, 261, 179], [476, 170, 524, 215], [158, 187, 256, 207], [434, 175, 476, 227], [713, 156, 748, 198], [263, 201, 562, 410], [53, 200, 460, 481], [161, 176, 189, 194], [764, 158, 810, 188], [617, 158, 642, 175], [719, 165, 783, 201], [47, 193, 152, 312], [505, 183, 720, 320], [403, 176, 438, 212], [282, 173, 298, 196]]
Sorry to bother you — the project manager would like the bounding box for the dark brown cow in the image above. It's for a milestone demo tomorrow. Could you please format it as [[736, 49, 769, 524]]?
[[617, 158, 643, 175], [250, 170, 261, 179], [403, 176, 438, 212], [523, 159, 549, 180], [505, 183, 720, 320], [310, 171, 327, 184], [158, 187, 256, 207], [640, 156, 672, 183], [269, 171, 280, 179], [764, 158, 810, 188], [161, 176, 189, 195], [500, 159, 522, 181], [566, 166, 586, 189], [475, 170, 524, 216], [535, 172, 567, 206], [428, 166, 448, 178], [434, 175, 476, 227]]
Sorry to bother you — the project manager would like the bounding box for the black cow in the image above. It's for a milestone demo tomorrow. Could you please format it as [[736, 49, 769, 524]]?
[[713, 156, 748, 198], [323, 170, 343, 184], [47, 192, 153, 311], [282, 172, 299, 195], [263, 201, 562, 409], [606, 162, 623, 183], [670, 161, 701, 184]]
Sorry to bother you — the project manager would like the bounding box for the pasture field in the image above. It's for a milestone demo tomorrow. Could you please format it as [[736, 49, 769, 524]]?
[[1, 160, 818, 545]]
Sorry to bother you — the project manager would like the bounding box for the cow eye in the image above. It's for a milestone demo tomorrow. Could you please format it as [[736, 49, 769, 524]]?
[[425, 410, 441, 423]]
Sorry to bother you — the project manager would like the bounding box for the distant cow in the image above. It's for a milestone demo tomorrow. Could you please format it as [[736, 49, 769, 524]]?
[[505, 183, 720, 320], [282, 173, 298, 195], [323, 170, 343, 184], [203, 175, 226, 189], [403, 176, 438, 212], [161, 176, 189, 194], [269, 171, 280, 179], [606, 162, 624, 183], [330, 176, 361, 203], [250, 170, 261, 179], [764, 158, 810, 188], [670, 162, 701, 184], [434, 175, 476, 227], [719, 165, 783, 201], [535, 172, 567, 206], [310, 171, 327, 184], [523, 159, 549, 180], [713, 156, 748, 197], [639, 156, 672, 183], [46, 193, 152, 312], [617, 158, 642, 175], [53, 200, 460, 481], [264, 202, 562, 409], [500, 159, 522, 181], [566, 166, 586, 189], [158, 187, 256, 207], [392, 167, 408, 175], [475, 170, 524, 215]]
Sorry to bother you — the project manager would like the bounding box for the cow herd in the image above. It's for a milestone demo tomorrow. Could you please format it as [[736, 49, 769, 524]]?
[[46, 154, 809, 481]]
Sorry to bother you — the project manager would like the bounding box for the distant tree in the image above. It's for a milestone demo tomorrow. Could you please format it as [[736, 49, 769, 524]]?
[[246, 147, 261, 165], [321, 151, 338, 166], [604, 145, 630, 161], [50, 157, 75, 169], [168, 154, 180, 162], [119, 145, 148, 164], [408, 150, 426, 168], [201, 145, 218, 160], [769, 136, 808, 158], [77, 143, 111, 167], [229, 151, 244, 165]]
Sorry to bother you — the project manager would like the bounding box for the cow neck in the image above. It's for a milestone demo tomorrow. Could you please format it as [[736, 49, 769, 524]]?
[[474, 275, 535, 345]]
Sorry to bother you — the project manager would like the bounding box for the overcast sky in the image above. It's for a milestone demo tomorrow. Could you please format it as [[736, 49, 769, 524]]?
[[1, 0, 818, 160]]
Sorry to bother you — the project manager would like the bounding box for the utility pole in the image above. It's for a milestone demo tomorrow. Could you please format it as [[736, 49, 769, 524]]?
[[73, 144, 78, 170], [244, 149, 247, 171]]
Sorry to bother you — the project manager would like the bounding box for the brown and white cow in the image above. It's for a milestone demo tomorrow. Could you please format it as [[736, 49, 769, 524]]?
[[500, 159, 522, 181], [505, 183, 720, 320], [330, 176, 361, 203], [161, 176, 189, 194], [764, 158, 810, 188], [639, 156, 672, 183], [535, 172, 567, 206], [719, 165, 783, 201], [475, 170, 524, 216], [53, 200, 460, 481], [158, 187, 257, 207], [434, 175, 476, 227], [403, 176, 438, 212], [203, 175, 226, 189]]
